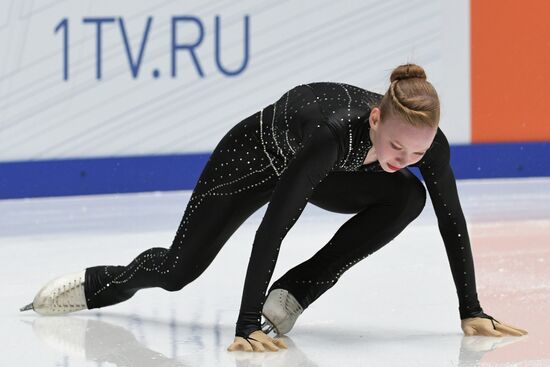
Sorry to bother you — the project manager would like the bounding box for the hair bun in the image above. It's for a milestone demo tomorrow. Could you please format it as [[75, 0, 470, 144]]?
[[390, 63, 427, 83]]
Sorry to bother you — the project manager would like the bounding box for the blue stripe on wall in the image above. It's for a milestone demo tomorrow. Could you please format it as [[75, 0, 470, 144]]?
[[1, 141, 549, 199], [451, 141, 549, 178], [0, 153, 210, 199]]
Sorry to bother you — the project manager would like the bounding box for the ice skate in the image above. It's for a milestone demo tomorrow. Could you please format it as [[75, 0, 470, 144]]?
[[261, 288, 303, 335], [19, 270, 88, 315]]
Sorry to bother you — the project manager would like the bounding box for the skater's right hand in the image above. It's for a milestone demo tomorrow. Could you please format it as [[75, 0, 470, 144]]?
[[227, 330, 287, 352]]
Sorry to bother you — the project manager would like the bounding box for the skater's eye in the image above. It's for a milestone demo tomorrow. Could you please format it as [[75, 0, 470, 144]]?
[[391, 141, 426, 156], [390, 143, 402, 151]]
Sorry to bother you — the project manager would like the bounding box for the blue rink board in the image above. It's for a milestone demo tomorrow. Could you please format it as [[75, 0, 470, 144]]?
[[1, 141, 549, 199]]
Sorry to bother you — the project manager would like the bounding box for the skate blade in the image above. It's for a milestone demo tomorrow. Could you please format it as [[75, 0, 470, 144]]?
[[20, 303, 34, 312], [261, 319, 276, 334]]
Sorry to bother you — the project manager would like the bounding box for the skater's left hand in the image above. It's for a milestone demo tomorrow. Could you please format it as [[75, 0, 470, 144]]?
[[461, 316, 528, 337], [227, 330, 287, 352]]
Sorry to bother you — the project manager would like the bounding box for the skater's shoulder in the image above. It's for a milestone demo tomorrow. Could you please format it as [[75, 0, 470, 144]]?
[[414, 127, 451, 168], [300, 81, 379, 94], [303, 82, 383, 108]]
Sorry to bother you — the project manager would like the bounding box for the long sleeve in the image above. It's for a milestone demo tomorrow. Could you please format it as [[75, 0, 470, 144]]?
[[418, 130, 484, 319], [235, 122, 340, 337]]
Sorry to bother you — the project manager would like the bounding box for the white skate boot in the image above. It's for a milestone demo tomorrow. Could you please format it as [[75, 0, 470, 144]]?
[[261, 288, 303, 335], [19, 270, 88, 315]]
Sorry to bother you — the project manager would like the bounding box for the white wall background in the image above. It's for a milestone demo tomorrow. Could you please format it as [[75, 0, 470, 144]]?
[[0, 0, 470, 162]]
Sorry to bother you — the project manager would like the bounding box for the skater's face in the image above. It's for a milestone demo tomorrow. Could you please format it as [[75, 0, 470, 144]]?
[[368, 107, 437, 172]]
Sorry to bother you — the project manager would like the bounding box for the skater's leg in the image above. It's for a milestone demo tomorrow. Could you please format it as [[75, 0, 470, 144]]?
[[85, 113, 277, 309], [268, 168, 426, 309]]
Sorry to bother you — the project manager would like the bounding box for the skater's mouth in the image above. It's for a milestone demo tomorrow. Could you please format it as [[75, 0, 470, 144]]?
[[387, 163, 401, 170]]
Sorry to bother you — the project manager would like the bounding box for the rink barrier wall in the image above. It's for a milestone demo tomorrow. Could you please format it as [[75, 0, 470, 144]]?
[[1, 141, 550, 199]]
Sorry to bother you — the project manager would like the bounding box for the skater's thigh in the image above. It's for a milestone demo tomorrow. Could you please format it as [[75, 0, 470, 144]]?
[[168, 192, 266, 267], [168, 113, 278, 263]]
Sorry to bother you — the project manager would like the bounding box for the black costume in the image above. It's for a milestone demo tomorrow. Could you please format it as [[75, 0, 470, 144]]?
[[84, 82, 488, 340]]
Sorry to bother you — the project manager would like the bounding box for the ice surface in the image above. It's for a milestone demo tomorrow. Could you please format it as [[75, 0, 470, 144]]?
[[1, 177, 549, 366]]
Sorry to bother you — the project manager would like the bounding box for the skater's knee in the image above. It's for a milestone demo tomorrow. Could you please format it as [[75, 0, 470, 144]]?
[[405, 172, 426, 220], [163, 280, 185, 292], [162, 267, 204, 292], [406, 177, 426, 218], [395, 170, 426, 220], [163, 274, 188, 291], [163, 274, 190, 291]]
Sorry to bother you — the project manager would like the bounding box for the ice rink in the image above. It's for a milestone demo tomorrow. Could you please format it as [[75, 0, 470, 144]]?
[[2, 176, 549, 367]]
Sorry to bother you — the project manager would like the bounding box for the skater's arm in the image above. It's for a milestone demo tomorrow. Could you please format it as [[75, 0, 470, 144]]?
[[418, 129, 484, 319], [234, 123, 340, 338], [418, 129, 528, 337]]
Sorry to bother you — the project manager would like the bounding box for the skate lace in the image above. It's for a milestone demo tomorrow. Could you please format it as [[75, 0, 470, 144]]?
[[51, 277, 86, 311], [283, 292, 303, 316]]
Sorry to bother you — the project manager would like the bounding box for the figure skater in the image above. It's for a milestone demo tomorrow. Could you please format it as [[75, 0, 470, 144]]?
[[20, 64, 528, 352]]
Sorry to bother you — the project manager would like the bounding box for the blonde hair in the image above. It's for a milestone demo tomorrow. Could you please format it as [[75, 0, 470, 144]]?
[[378, 63, 440, 129]]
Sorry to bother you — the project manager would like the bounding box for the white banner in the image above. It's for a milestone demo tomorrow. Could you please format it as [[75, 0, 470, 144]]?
[[0, 0, 470, 161]]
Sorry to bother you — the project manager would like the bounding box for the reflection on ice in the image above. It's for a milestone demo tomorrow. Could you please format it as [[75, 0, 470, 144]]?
[[27, 315, 526, 367]]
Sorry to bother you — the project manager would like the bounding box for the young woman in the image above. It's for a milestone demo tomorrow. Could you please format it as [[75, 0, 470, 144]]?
[[21, 64, 527, 353]]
